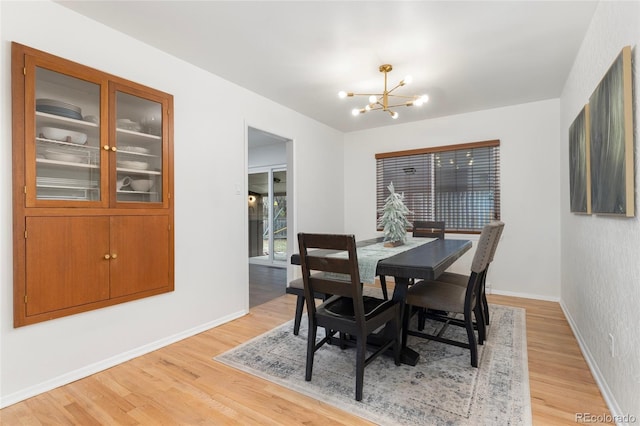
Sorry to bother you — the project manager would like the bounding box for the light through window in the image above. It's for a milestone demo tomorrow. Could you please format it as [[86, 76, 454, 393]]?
[[376, 140, 501, 233]]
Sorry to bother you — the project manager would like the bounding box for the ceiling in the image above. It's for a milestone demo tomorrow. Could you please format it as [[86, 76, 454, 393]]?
[[57, 1, 598, 133]]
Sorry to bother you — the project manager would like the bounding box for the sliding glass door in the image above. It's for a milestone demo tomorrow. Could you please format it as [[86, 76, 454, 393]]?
[[248, 166, 287, 266]]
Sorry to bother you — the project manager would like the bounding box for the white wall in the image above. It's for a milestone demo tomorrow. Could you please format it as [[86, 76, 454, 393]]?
[[560, 1, 640, 421], [248, 143, 286, 169], [0, 1, 344, 406], [344, 99, 562, 300]]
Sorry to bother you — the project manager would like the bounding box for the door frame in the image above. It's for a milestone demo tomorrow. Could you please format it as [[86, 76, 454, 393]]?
[[248, 165, 287, 267], [245, 124, 294, 294]]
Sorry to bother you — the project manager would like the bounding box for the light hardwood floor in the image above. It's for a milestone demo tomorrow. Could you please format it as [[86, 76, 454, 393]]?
[[2, 293, 613, 425]]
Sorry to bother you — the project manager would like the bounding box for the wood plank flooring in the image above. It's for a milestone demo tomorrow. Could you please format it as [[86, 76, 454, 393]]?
[[1, 293, 613, 425]]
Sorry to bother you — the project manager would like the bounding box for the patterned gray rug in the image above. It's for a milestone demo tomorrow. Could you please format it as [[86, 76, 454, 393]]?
[[215, 304, 531, 425]]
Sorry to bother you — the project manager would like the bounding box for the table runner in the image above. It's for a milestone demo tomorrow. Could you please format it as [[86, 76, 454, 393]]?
[[329, 236, 435, 283]]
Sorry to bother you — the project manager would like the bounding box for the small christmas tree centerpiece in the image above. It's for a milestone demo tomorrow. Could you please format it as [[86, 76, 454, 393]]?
[[378, 182, 412, 247]]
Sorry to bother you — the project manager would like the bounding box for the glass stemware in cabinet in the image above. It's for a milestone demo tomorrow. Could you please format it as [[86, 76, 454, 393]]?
[[35, 67, 101, 201], [115, 91, 163, 203]]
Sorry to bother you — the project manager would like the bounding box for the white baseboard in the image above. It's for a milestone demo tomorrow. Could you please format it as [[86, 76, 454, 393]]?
[[559, 301, 626, 425], [381, 277, 561, 303], [0, 310, 248, 409], [489, 288, 560, 302]]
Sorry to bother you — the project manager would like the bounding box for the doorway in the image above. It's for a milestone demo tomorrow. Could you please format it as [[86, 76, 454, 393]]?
[[247, 127, 291, 307]]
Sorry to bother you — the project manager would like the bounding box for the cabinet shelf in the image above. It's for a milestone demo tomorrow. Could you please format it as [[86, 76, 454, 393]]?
[[36, 158, 99, 169], [117, 190, 159, 195], [117, 128, 161, 141], [38, 184, 98, 189], [36, 137, 100, 150], [115, 167, 161, 175], [117, 149, 156, 158], [36, 111, 99, 129]]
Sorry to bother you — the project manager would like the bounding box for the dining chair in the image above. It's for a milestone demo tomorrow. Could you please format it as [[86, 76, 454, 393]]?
[[402, 221, 502, 367], [379, 220, 446, 299], [433, 221, 504, 326], [285, 277, 327, 336], [287, 277, 386, 336], [412, 220, 446, 239], [298, 232, 401, 401]]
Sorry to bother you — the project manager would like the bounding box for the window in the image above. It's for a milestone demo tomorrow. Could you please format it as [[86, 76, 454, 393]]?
[[376, 140, 500, 233]]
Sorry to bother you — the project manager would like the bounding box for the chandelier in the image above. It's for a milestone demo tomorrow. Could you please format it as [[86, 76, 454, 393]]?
[[338, 64, 429, 119]]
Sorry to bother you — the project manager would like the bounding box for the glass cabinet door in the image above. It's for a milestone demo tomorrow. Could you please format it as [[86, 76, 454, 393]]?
[[114, 90, 164, 204], [30, 66, 103, 206]]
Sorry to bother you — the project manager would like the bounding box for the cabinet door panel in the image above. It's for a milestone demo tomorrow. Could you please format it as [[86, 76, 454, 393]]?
[[110, 83, 171, 208], [27, 57, 108, 207], [110, 215, 170, 298], [25, 216, 110, 316]]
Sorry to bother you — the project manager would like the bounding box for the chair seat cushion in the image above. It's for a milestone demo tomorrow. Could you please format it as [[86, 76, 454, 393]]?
[[322, 296, 395, 320], [406, 280, 466, 313], [435, 272, 468, 287], [287, 272, 330, 290], [287, 277, 305, 290]]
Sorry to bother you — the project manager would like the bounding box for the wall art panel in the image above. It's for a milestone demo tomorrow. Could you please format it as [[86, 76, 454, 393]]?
[[589, 46, 634, 217], [569, 104, 591, 214]]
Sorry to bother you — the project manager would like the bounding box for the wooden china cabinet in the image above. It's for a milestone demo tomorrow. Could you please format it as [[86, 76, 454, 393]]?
[[11, 43, 174, 327]]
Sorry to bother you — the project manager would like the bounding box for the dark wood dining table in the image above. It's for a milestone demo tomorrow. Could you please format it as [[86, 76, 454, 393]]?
[[290, 237, 472, 365]]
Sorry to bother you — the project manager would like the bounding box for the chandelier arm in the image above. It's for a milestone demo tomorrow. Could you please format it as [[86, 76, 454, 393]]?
[[385, 102, 418, 108], [350, 93, 383, 97], [367, 105, 384, 111], [386, 82, 407, 94], [385, 94, 419, 100]]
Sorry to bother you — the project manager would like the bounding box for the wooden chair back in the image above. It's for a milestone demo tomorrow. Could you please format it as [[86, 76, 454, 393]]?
[[412, 221, 445, 239], [297, 233, 366, 321]]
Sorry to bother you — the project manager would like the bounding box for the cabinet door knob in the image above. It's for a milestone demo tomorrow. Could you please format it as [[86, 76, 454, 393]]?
[[111, 254, 118, 259], [111, 146, 117, 152], [104, 254, 111, 260], [103, 145, 110, 151]]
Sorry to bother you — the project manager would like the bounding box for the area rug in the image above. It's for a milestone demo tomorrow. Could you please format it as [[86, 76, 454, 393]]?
[[215, 304, 531, 425]]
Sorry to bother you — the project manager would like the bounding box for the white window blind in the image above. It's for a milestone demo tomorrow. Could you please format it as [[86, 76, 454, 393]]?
[[376, 140, 501, 234]]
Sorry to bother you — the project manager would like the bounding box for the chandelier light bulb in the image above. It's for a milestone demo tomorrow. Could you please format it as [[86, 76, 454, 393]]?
[[369, 95, 377, 104], [403, 75, 413, 85], [338, 91, 348, 99], [391, 111, 399, 119], [414, 98, 423, 107], [352, 108, 361, 116], [421, 94, 429, 103], [365, 104, 371, 111]]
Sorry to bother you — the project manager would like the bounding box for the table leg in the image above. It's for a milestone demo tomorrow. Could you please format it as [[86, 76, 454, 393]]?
[[392, 276, 420, 366], [365, 276, 419, 365]]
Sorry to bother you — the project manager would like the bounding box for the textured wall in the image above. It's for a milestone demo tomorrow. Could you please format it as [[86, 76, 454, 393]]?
[[560, 1, 640, 421]]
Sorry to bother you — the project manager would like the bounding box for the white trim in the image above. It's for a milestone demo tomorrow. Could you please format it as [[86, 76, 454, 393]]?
[[0, 310, 247, 409], [249, 257, 287, 268], [559, 301, 625, 425], [489, 288, 560, 302], [371, 277, 559, 302]]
